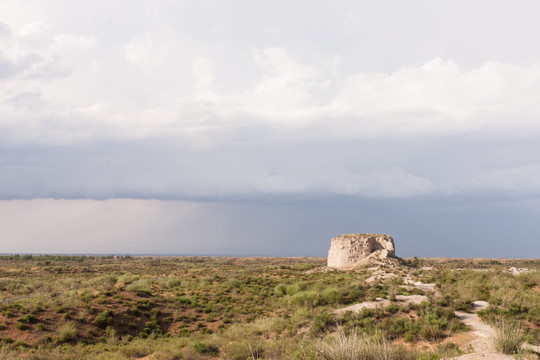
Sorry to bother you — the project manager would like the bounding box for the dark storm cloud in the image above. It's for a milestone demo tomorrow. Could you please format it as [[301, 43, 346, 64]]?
[[1, 134, 540, 200]]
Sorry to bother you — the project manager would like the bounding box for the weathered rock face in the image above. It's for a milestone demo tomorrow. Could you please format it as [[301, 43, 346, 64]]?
[[327, 233, 395, 269]]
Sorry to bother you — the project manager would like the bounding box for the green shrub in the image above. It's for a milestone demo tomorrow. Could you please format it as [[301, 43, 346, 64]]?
[[321, 288, 341, 305], [94, 309, 113, 329], [192, 340, 219, 354], [57, 323, 78, 342], [453, 298, 472, 311], [163, 278, 181, 289], [436, 342, 462, 358], [290, 291, 320, 308], [274, 283, 287, 297], [286, 282, 307, 296], [342, 286, 365, 304], [419, 321, 445, 342], [118, 273, 139, 285], [126, 280, 152, 296], [22, 314, 36, 323], [311, 311, 335, 335]]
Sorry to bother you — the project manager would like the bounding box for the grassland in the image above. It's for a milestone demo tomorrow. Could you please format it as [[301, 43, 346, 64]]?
[[0, 255, 538, 359]]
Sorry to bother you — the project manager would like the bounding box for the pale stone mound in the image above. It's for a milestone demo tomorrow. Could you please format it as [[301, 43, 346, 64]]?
[[327, 233, 395, 269]]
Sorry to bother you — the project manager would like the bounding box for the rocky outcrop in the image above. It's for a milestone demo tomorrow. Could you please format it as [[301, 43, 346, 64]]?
[[327, 233, 395, 269]]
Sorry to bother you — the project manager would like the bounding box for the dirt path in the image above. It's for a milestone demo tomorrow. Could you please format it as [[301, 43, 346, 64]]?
[[448, 300, 539, 359], [454, 301, 494, 353], [334, 278, 530, 360], [335, 267, 540, 359]]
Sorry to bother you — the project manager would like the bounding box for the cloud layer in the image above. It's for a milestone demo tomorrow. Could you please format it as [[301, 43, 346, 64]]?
[[2, 1, 540, 257], [2, 1, 540, 201]]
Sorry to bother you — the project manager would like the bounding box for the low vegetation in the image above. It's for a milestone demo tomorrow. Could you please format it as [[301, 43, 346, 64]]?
[[0, 255, 537, 359], [492, 318, 525, 355]]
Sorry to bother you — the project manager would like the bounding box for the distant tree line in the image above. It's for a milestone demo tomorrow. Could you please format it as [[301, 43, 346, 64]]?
[[0, 254, 133, 262]]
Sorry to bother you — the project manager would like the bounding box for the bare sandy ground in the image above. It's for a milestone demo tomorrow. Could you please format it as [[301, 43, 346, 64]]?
[[334, 294, 428, 314], [454, 352, 540, 360], [454, 301, 494, 353]]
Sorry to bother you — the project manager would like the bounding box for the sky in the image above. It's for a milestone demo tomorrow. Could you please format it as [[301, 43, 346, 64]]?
[[1, 0, 540, 257]]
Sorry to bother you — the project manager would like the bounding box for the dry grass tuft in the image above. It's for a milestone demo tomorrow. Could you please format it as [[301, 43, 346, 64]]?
[[491, 318, 524, 355], [314, 328, 418, 360], [56, 322, 78, 342]]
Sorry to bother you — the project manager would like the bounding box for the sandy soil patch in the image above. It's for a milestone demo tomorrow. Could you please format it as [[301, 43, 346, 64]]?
[[451, 300, 539, 359], [413, 282, 436, 292], [366, 270, 399, 283], [401, 276, 437, 293], [334, 294, 428, 314], [448, 354, 515, 360], [523, 343, 540, 354], [335, 298, 391, 313], [454, 310, 495, 353], [508, 267, 532, 276]]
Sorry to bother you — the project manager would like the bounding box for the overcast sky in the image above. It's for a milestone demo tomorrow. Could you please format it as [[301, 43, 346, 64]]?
[[1, 1, 540, 257]]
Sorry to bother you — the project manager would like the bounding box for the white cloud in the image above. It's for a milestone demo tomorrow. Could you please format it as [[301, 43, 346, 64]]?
[[123, 32, 170, 66], [0, 22, 11, 36], [237, 47, 323, 119], [330, 54, 341, 76], [327, 59, 540, 138], [54, 34, 96, 51], [2, 2, 540, 200], [191, 57, 215, 93], [16, 21, 48, 36], [3, 49, 540, 198], [0, 22, 96, 84], [455, 162, 540, 195], [3, 24, 540, 146]]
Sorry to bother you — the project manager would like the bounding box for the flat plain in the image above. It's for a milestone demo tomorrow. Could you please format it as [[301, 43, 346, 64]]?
[[0, 255, 539, 359]]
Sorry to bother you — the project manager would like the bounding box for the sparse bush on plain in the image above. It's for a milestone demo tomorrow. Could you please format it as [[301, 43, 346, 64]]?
[[290, 290, 320, 308], [492, 318, 524, 355], [321, 287, 341, 305], [126, 279, 152, 295], [56, 323, 78, 342], [0, 255, 538, 359], [94, 309, 113, 329]]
